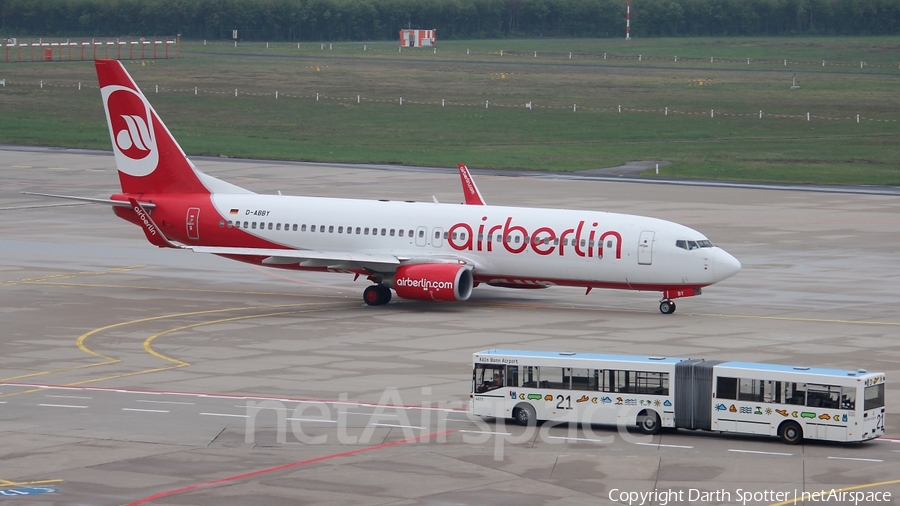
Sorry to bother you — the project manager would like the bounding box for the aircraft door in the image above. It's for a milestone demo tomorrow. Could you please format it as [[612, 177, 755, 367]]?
[[415, 226, 427, 247], [432, 227, 443, 248], [638, 230, 654, 265], [186, 207, 200, 240]]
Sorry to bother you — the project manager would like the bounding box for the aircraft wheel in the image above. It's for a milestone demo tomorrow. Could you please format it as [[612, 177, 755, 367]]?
[[378, 285, 392, 304], [364, 285, 389, 306], [660, 300, 676, 314]]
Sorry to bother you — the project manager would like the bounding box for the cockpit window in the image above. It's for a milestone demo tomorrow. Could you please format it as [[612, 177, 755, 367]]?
[[678, 239, 714, 250]]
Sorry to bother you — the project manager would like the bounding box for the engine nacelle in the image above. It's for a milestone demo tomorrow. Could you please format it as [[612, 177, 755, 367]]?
[[391, 264, 474, 302]]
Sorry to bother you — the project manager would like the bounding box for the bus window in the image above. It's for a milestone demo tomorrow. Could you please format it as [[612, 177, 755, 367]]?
[[540, 367, 567, 389], [634, 372, 669, 395], [807, 384, 841, 409], [716, 377, 738, 400], [571, 369, 599, 391], [864, 384, 885, 410], [738, 379, 765, 402], [841, 386, 856, 410], [474, 364, 505, 393], [521, 366, 537, 388], [783, 382, 807, 405], [506, 366, 518, 387]]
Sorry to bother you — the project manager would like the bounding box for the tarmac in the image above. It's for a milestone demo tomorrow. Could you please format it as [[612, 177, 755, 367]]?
[[1, 148, 898, 505]]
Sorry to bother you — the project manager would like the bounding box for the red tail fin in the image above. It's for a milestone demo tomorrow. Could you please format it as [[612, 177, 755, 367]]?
[[96, 59, 209, 195], [457, 163, 486, 205]]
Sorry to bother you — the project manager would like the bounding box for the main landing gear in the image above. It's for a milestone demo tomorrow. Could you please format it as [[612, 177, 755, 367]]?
[[659, 299, 676, 314], [363, 285, 392, 306]]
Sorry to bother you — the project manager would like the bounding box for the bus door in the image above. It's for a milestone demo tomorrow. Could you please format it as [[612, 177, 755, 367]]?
[[638, 231, 654, 265], [415, 226, 427, 247]]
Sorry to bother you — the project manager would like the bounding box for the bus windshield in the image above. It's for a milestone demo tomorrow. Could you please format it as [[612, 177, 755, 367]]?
[[864, 384, 885, 410]]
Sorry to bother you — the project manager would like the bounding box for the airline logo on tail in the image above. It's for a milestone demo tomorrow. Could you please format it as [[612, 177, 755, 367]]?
[[101, 85, 158, 177]]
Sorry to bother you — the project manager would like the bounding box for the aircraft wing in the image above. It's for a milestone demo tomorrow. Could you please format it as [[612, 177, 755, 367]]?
[[189, 246, 405, 271]]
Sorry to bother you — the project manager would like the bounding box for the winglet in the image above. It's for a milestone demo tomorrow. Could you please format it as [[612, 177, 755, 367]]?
[[126, 198, 181, 248], [457, 164, 486, 205]]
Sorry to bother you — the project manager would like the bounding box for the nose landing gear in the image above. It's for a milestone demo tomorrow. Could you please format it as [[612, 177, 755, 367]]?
[[363, 284, 392, 306]]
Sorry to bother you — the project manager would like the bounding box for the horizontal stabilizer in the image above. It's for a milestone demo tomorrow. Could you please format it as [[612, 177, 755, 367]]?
[[21, 192, 155, 209]]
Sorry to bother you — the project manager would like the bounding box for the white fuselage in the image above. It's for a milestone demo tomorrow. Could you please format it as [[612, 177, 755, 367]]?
[[207, 193, 740, 290]]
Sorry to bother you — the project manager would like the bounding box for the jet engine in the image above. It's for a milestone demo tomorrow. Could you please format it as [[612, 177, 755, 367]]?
[[390, 264, 474, 302]]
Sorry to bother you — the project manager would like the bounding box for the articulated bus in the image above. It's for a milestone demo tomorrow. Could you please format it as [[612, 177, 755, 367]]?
[[471, 350, 885, 444]]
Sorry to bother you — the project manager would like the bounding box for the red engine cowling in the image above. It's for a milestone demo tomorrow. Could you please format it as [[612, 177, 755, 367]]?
[[391, 264, 474, 302]]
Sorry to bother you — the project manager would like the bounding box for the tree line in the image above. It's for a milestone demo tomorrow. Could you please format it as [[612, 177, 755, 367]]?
[[2, 0, 898, 41]]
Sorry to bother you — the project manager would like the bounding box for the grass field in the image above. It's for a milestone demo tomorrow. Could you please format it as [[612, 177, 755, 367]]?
[[1, 37, 898, 184]]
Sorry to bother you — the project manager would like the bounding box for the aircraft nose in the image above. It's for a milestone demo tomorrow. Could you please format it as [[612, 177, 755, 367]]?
[[713, 249, 741, 282]]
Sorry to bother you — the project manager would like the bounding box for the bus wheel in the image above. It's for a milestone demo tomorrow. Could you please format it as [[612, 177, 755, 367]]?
[[779, 421, 803, 445], [637, 410, 661, 434], [513, 404, 536, 426]]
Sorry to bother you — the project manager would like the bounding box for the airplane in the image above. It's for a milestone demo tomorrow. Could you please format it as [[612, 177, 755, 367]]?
[[26, 59, 741, 314]]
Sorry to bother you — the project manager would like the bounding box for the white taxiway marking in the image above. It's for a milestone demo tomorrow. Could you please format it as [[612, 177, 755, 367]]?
[[458, 430, 512, 436], [45, 395, 92, 399], [122, 408, 170, 413], [286, 418, 337, 423], [636, 442, 694, 449], [136, 399, 195, 405], [38, 404, 88, 409], [200, 412, 248, 418], [371, 423, 426, 429], [827, 456, 884, 462], [443, 418, 478, 423], [728, 449, 792, 456], [548, 436, 611, 443], [344, 412, 398, 417]]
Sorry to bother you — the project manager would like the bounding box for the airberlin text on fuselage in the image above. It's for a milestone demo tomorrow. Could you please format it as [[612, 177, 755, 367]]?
[[448, 217, 623, 258]]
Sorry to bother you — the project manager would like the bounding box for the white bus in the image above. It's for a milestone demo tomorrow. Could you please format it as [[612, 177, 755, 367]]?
[[471, 350, 885, 444]]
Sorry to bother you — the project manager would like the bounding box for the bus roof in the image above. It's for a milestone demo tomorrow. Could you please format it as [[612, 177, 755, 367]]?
[[717, 361, 882, 379], [474, 349, 690, 365]]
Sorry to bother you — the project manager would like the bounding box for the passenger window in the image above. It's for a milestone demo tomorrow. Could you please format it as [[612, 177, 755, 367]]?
[[301, 224, 307, 232], [338, 226, 343, 233], [311, 225, 316, 232], [571, 369, 599, 391], [520, 366, 537, 388], [783, 382, 807, 405], [443, 232, 448, 239], [539, 367, 567, 389], [398, 229, 403, 237], [276, 223, 281, 230], [738, 378, 765, 402], [227, 221, 233, 228], [580, 239, 586, 247], [807, 384, 841, 409], [268, 223, 273, 230], [243, 222, 249, 229], [841, 387, 856, 410], [381, 228, 386, 236], [514, 236, 520, 244], [365, 228, 370, 235], [251, 222, 257, 229], [292, 224, 298, 231], [321, 225, 326, 233], [716, 377, 738, 400], [452, 232, 457, 240], [607, 240, 613, 248], [329, 226, 334, 233], [408, 230, 413, 237], [355, 227, 361, 234], [219, 220, 225, 228]]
